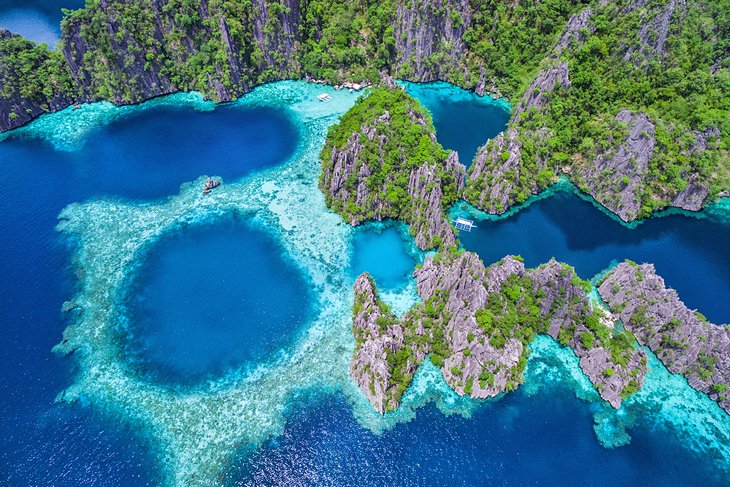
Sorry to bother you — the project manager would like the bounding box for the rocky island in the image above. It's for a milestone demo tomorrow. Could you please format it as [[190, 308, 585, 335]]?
[[320, 88, 463, 250], [351, 251, 647, 412], [599, 261, 730, 413]]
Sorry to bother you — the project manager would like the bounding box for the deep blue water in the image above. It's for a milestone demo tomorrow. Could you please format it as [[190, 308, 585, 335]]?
[[350, 224, 416, 291], [124, 216, 312, 383], [0, 103, 298, 484], [227, 387, 725, 486], [0, 0, 84, 45], [1, 85, 729, 486], [457, 190, 730, 324], [405, 82, 510, 166]]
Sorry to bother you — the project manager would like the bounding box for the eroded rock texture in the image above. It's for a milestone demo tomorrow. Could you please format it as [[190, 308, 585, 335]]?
[[393, 0, 472, 82], [350, 251, 648, 413], [573, 109, 656, 222], [600, 262, 730, 413], [320, 90, 465, 250]]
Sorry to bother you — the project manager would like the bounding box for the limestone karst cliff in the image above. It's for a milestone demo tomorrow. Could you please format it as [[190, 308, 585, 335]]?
[[320, 88, 464, 250], [1, 0, 726, 220], [599, 261, 730, 413], [350, 250, 648, 413]]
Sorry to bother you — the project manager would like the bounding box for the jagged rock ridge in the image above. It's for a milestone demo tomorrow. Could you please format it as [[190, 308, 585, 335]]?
[[320, 88, 464, 250], [351, 251, 648, 413], [599, 261, 730, 413]]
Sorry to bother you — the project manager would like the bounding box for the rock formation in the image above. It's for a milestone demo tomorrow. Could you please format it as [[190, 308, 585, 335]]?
[[552, 7, 593, 55], [0, 29, 76, 131], [350, 251, 648, 413], [573, 109, 656, 222], [351, 274, 424, 413], [599, 261, 730, 413], [320, 88, 464, 250], [511, 62, 570, 123], [393, 0, 472, 82], [623, 0, 686, 69]]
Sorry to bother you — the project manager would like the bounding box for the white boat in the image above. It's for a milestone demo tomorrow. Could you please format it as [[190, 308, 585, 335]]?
[[317, 93, 333, 102], [453, 217, 476, 231]]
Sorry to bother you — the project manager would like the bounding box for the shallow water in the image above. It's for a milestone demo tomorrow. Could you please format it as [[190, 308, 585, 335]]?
[[0, 98, 299, 483], [1, 81, 729, 486], [350, 223, 417, 291], [404, 81, 510, 166]]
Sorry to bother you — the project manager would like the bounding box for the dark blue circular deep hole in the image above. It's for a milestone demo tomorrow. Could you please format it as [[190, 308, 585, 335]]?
[[123, 215, 314, 384]]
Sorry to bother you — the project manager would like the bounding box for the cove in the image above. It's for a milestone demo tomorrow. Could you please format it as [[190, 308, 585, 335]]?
[[1, 102, 298, 200], [403, 81, 510, 166], [0, 93, 299, 483], [3, 78, 730, 485], [457, 187, 730, 324], [0, 0, 84, 45], [350, 222, 417, 291], [122, 216, 313, 383]]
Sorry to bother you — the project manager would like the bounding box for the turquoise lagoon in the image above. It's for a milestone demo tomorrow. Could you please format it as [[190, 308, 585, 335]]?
[[0, 80, 729, 485], [404, 81, 510, 165]]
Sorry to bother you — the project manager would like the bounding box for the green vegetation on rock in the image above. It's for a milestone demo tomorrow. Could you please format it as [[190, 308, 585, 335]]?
[[319, 87, 462, 250], [351, 250, 647, 414]]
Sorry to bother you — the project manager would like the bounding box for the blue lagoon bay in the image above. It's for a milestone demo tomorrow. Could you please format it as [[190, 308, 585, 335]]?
[[404, 81, 510, 166], [0, 81, 729, 486], [0, 0, 85, 45]]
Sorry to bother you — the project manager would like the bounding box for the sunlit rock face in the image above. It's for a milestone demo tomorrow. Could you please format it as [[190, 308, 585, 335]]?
[[599, 261, 730, 413]]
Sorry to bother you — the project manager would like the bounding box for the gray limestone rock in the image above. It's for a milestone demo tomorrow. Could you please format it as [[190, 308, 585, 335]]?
[[553, 8, 593, 56], [574, 109, 656, 222], [511, 62, 571, 123], [623, 0, 686, 69], [351, 252, 649, 413], [350, 274, 410, 414], [0, 29, 75, 131], [321, 104, 465, 251], [599, 262, 730, 413], [465, 127, 554, 215], [393, 0, 472, 83]]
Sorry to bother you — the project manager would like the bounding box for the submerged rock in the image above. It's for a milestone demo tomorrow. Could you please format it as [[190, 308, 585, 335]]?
[[599, 261, 730, 413], [350, 250, 648, 413]]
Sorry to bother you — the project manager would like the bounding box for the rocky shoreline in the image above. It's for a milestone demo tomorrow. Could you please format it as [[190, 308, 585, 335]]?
[[319, 88, 464, 251], [2, 0, 726, 221], [351, 251, 647, 413], [599, 262, 730, 413], [320, 83, 728, 417]]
